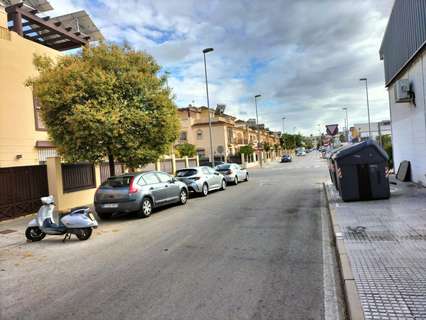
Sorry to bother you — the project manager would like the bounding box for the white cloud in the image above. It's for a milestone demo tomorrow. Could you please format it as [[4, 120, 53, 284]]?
[[48, 0, 394, 134]]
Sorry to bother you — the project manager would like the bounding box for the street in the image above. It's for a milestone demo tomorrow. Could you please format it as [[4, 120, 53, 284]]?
[[1, 153, 339, 320]]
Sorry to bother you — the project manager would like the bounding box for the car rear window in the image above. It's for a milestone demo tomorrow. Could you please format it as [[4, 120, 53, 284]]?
[[102, 176, 133, 188], [176, 169, 198, 177], [216, 164, 230, 170]]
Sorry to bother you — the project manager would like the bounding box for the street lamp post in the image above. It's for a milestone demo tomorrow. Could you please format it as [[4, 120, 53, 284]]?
[[282, 117, 286, 152], [203, 48, 214, 166], [360, 78, 371, 138], [254, 94, 262, 167], [342, 107, 349, 142]]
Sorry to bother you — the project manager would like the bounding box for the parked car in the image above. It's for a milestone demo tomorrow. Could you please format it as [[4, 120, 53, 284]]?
[[94, 171, 188, 219], [215, 163, 248, 185], [281, 154, 292, 163], [175, 166, 226, 196]]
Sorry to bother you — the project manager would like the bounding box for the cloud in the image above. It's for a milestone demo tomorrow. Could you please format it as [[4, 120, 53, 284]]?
[[48, 0, 394, 135]]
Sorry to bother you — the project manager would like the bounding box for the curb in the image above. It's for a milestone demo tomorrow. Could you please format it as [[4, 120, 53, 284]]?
[[323, 182, 365, 320]]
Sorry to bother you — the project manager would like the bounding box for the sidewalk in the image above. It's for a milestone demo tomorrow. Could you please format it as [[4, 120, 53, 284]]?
[[326, 178, 426, 320], [0, 214, 36, 249]]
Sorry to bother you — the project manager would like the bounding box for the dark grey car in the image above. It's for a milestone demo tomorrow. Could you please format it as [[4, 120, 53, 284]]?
[[94, 171, 188, 219]]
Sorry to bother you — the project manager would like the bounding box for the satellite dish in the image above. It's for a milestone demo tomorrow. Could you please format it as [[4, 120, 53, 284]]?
[[215, 104, 226, 115]]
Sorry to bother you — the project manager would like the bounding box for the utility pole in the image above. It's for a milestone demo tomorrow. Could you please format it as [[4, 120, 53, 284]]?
[[360, 78, 372, 138], [342, 107, 349, 142], [203, 48, 214, 166], [282, 117, 286, 152], [254, 94, 262, 168]]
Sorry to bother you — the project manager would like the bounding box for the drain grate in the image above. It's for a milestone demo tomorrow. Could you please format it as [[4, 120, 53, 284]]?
[[0, 229, 17, 234]]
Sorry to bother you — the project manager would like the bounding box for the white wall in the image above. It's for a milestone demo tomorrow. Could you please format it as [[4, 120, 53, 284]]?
[[388, 49, 426, 185]]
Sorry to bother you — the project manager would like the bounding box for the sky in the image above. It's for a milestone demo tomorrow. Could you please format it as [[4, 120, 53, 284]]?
[[48, 0, 395, 135]]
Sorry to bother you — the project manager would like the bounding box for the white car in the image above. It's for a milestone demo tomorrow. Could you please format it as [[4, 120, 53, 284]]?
[[215, 163, 248, 185]]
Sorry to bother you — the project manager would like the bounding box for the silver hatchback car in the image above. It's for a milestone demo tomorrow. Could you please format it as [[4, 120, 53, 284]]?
[[94, 171, 188, 219], [215, 163, 248, 184], [175, 166, 226, 196]]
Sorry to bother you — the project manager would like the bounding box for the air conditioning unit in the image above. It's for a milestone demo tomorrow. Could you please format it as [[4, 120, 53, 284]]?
[[395, 79, 412, 103]]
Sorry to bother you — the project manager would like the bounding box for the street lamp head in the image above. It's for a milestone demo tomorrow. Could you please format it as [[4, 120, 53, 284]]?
[[203, 48, 214, 54], [255, 94, 261, 98], [360, 78, 367, 81]]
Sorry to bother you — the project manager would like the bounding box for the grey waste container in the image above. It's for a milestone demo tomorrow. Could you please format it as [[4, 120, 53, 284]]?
[[327, 146, 345, 189], [332, 140, 390, 202]]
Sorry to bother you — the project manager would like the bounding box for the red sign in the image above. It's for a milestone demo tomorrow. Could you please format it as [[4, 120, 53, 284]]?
[[326, 124, 339, 136]]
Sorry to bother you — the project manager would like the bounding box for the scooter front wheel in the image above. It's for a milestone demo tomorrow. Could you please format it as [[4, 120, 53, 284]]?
[[75, 228, 93, 241], [25, 227, 46, 242]]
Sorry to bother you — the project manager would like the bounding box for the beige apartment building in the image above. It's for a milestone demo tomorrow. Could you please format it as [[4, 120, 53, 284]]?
[[0, 1, 102, 220], [0, 1, 102, 168], [177, 105, 281, 160]]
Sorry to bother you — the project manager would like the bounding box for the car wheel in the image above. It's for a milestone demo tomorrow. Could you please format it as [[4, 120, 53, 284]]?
[[245, 173, 249, 181], [234, 176, 239, 185], [201, 183, 209, 196], [220, 179, 227, 190], [137, 198, 153, 218], [179, 189, 188, 205]]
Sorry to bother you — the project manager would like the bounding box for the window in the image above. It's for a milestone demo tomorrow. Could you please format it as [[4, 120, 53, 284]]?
[[197, 129, 203, 140], [176, 169, 198, 177], [33, 93, 46, 131], [142, 173, 160, 184], [137, 176, 147, 186], [102, 176, 133, 188], [156, 172, 172, 183], [179, 131, 187, 141]]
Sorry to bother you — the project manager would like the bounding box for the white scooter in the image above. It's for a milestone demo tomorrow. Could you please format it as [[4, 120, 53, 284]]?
[[25, 196, 98, 242]]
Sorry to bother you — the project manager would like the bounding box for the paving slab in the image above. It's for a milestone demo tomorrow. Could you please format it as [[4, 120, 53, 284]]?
[[326, 179, 426, 320]]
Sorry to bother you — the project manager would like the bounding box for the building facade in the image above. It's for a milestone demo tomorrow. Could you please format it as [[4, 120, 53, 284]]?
[[177, 105, 281, 161], [352, 120, 392, 142], [0, 1, 102, 168], [380, 0, 426, 185]]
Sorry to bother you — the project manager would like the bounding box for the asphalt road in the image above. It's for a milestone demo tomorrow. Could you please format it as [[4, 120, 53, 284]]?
[[1, 153, 334, 320]]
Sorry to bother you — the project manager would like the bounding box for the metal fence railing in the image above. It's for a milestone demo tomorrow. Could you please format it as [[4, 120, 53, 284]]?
[[62, 163, 96, 193]]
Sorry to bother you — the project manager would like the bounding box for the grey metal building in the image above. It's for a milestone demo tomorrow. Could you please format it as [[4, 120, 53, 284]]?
[[380, 0, 426, 185]]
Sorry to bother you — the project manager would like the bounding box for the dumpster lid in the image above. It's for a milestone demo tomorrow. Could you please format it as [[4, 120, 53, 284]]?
[[332, 140, 388, 161]]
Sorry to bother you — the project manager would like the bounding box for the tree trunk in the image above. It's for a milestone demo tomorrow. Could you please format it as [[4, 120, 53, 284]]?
[[108, 151, 115, 177]]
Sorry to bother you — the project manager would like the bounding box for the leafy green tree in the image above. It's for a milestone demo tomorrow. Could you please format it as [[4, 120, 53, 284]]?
[[175, 143, 196, 157], [27, 43, 179, 175], [378, 134, 393, 168], [239, 145, 254, 155], [263, 142, 272, 152]]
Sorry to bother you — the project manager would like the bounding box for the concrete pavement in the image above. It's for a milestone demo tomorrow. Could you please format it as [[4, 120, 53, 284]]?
[[0, 153, 343, 320]]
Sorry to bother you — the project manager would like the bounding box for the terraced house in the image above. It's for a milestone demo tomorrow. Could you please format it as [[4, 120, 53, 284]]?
[[177, 105, 281, 161], [0, 0, 102, 219]]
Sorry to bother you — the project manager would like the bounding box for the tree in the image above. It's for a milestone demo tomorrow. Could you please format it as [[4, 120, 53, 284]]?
[[263, 142, 272, 152], [27, 43, 179, 175], [378, 134, 393, 168], [239, 145, 254, 155], [175, 143, 196, 157]]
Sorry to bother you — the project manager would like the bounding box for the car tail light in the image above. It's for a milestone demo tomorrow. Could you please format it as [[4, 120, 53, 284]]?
[[129, 177, 138, 194]]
